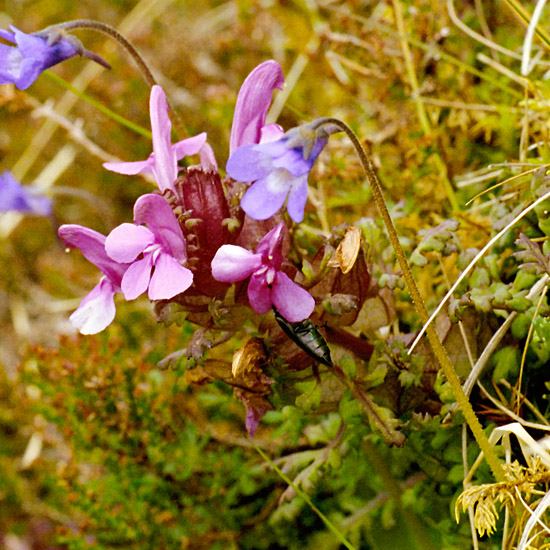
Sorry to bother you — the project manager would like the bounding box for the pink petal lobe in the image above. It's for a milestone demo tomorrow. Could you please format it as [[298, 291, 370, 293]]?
[[133, 194, 186, 261], [259, 123, 284, 143], [271, 271, 315, 322], [121, 256, 153, 300], [255, 222, 284, 258], [59, 224, 126, 285], [211, 245, 261, 282], [172, 133, 208, 159], [150, 85, 176, 191], [69, 277, 117, 334], [199, 143, 218, 171], [105, 223, 154, 263], [103, 159, 153, 176], [248, 272, 272, 314], [230, 60, 284, 155], [148, 253, 193, 300]]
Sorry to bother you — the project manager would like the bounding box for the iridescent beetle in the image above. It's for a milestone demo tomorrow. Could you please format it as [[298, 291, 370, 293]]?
[[273, 307, 333, 367]]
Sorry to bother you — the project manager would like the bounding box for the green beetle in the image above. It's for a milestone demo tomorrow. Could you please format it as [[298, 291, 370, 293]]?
[[273, 308, 333, 367]]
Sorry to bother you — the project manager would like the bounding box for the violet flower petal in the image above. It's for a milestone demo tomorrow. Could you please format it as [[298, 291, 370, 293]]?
[[69, 276, 117, 335], [105, 223, 155, 263], [247, 271, 272, 315], [148, 252, 193, 300], [59, 224, 127, 286], [285, 175, 308, 223], [225, 145, 271, 182], [271, 271, 315, 322], [133, 194, 186, 261], [230, 60, 284, 155], [121, 256, 153, 300], [239, 172, 291, 220], [0, 26, 79, 90], [0, 170, 52, 216], [211, 245, 262, 282]]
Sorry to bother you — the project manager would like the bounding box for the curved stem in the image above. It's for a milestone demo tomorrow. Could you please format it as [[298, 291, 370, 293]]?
[[312, 117, 505, 481], [48, 20, 188, 138]]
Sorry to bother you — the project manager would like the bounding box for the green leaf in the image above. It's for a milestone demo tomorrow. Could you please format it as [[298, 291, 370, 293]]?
[[340, 354, 356, 379], [491, 346, 520, 382], [295, 382, 322, 411]]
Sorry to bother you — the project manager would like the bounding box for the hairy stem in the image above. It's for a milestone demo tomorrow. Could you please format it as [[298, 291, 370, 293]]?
[[48, 20, 188, 138], [312, 117, 505, 481]]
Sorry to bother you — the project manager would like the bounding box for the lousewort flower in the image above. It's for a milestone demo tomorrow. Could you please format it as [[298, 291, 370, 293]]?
[[0, 25, 106, 90], [105, 193, 193, 300], [229, 59, 284, 155], [0, 170, 52, 216], [226, 122, 332, 223], [104, 85, 206, 192], [211, 222, 314, 322], [58, 225, 130, 334]]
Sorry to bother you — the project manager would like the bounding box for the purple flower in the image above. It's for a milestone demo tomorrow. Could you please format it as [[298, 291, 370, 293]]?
[[104, 85, 207, 192], [226, 125, 328, 223], [0, 170, 52, 216], [58, 225, 129, 334], [211, 222, 314, 322], [230, 60, 284, 155], [0, 25, 82, 90], [105, 193, 193, 300]]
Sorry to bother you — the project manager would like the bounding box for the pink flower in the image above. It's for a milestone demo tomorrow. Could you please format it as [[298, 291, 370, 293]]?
[[105, 193, 193, 300], [198, 60, 285, 171], [58, 225, 130, 334], [229, 60, 285, 155], [211, 222, 314, 322], [103, 85, 207, 192]]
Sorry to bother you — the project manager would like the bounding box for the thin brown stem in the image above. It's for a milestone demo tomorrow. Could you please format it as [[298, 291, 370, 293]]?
[[47, 20, 188, 138], [332, 365, 405, 447], [312, 117, 505, 481]]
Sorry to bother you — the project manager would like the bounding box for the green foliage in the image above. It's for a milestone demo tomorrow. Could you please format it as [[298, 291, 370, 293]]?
[[4, 0, 550, 548]]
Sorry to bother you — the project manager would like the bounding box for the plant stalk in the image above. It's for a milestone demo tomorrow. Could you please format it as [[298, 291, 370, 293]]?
[[312, 117, 505, 482], [48, 20, 188, 138]]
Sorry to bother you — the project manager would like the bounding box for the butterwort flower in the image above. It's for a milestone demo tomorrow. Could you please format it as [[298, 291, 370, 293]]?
[[211, 222, 314, 322], [0, 170, 52, 216], [0, 25, 108, 90], [227, 122, 333, 223], [104, 85, 207, 192], [105, 193, 193, 300], [58, 225, 129, 334]]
